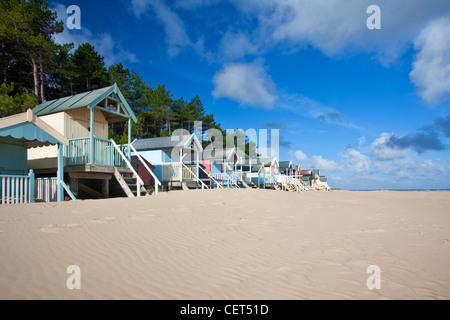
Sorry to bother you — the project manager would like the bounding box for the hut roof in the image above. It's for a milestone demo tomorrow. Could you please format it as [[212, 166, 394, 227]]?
[[301, 170, 312, 176], [203, 147, 249, 161], [0, 109, 68, 148], [258, 157, 279, 167], [33, 83, 137, 123], [132, 134, 203, 152], [203, 148, 236, 161]]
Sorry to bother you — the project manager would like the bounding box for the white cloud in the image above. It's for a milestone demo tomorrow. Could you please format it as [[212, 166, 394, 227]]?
[[373, 154, 445, 182], [131, 0, 193, 56], [410, 17, 450, 104], [278, 94, 360, 129], [294, 150, 307, 162], [131, 0, 450, 64], [289, 135, 449, 189], [226, 0, 450, 64], [309, 155, 341, 171], [52, 4, 137, 66], [339, 148, 371, 174], [218, 32, 259, 61], [292, 149, 341, 171], [371, 133, 412, 160], [358, 136, 367, 150], [212, 62, 278, 108]]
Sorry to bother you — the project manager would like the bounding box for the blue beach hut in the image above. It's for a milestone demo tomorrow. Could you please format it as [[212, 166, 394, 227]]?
[[0, 109, 71, 204]]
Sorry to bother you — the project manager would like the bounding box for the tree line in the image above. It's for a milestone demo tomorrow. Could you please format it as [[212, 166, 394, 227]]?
[[0, 0, 256, 154]]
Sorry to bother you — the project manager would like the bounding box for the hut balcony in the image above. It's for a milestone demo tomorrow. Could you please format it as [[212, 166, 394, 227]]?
[[66, 136, 130, 167]]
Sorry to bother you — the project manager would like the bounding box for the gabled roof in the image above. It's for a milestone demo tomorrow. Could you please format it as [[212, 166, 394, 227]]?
[[203, 146, 249, 162], [235, 147, 248, 159], [32, 83, 137, 123], [0, 109, 69, 148], [132, 134, 203, 152], [258, 157, 279, 167], [203, 147, 234, 161], [279, 160, 293, 169]]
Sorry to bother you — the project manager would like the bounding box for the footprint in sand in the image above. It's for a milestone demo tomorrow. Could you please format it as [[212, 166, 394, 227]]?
[[40, 223, 82, 233], [89, 217, 116, 224]]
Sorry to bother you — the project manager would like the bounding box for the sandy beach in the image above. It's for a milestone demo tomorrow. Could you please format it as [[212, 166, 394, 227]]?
[[0, 189, 449, 300]]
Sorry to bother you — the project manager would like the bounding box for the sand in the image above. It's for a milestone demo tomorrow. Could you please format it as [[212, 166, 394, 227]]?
[[0, 189, 449, 300]]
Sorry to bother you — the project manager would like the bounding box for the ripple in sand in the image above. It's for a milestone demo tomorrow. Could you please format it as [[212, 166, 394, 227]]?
[[89, 217, 116, 224], [40, 223, 82, 233], [130, 213, 155, 221]]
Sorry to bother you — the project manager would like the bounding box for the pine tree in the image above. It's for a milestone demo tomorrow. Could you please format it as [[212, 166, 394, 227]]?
[[0, 0, 64, 102], [69, 43, 109, 93]]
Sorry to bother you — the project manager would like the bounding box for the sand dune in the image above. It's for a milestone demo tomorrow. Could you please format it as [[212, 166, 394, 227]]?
[[0, 189, 449, 299]]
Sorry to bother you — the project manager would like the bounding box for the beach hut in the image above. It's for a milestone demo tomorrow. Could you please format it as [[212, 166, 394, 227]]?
[[28, 84, 156, 199], [132, 134, 207, 190], [300, 169, 325, 190], [0, 109, 71, 204], [258, 157, 279, 185], [318, 175, 330, 191], [202, 147, 250, 188], [131, 156, 155, 187], [279, 160, 296, 176]]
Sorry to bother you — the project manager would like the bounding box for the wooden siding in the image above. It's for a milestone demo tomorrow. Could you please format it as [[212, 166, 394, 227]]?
[[28, 107, 109, 169], [65, 108, 108, 139], [0, 136, 28, 175]]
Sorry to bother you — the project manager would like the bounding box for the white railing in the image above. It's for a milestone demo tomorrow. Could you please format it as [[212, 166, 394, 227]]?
[[129, 143, 161, 195], [197, 165, 223, 189], [163, 163, 181, 181], [111, 139, 144, 197], [35, 178, 58, 202], [235, 174, 250, 189], [181, 163, 208, 189], [211, 172, 237, 188], [277, 174, 304, 192], [1, 174, 31, 205]]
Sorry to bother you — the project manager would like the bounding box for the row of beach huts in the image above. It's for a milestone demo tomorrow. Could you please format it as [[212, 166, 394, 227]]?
[[0, 84, 330, 205]]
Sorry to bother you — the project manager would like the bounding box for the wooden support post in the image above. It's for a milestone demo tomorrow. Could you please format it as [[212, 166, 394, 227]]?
[[179, 148, 182, 182], [70, 176, 79, 198], [196, 152, 199, 181], [28, 169, 35, 203], [102, 178, 109, 199], [89, 107, 94, 165], [128, 118, 131, 160], [57, 142, 64, 202]]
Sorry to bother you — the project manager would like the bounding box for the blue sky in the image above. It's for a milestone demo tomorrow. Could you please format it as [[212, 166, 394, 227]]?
[[50, 0, 450, 190]]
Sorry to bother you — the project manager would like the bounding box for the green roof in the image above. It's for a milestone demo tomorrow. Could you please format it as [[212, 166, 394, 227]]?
[[33, 84, 137, 123]]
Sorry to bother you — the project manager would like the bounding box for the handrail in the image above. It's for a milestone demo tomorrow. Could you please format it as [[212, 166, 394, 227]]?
[[61, 180, 77, 201], [129, 143, 161, 195], [197, 164, 223, 189], [236, 174, 250, 188], [111, 139, 145, 197], [0, 174, 29, 178], [181, 163, 209, 189], [69, 136, 111, 142]]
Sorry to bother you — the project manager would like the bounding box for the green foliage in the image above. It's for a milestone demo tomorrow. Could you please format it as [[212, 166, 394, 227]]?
[[0, 0, 64, 102], [1, 0, 256, 154], [108, 127, 128, 145], [106, 62, 224, 142], [224, 129, 258, 158], [0, 83, 37, 117], [69, 43, 109, 93]]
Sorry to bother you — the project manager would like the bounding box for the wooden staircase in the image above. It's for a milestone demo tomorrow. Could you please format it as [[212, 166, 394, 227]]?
[[114, 168, 149, 197]]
